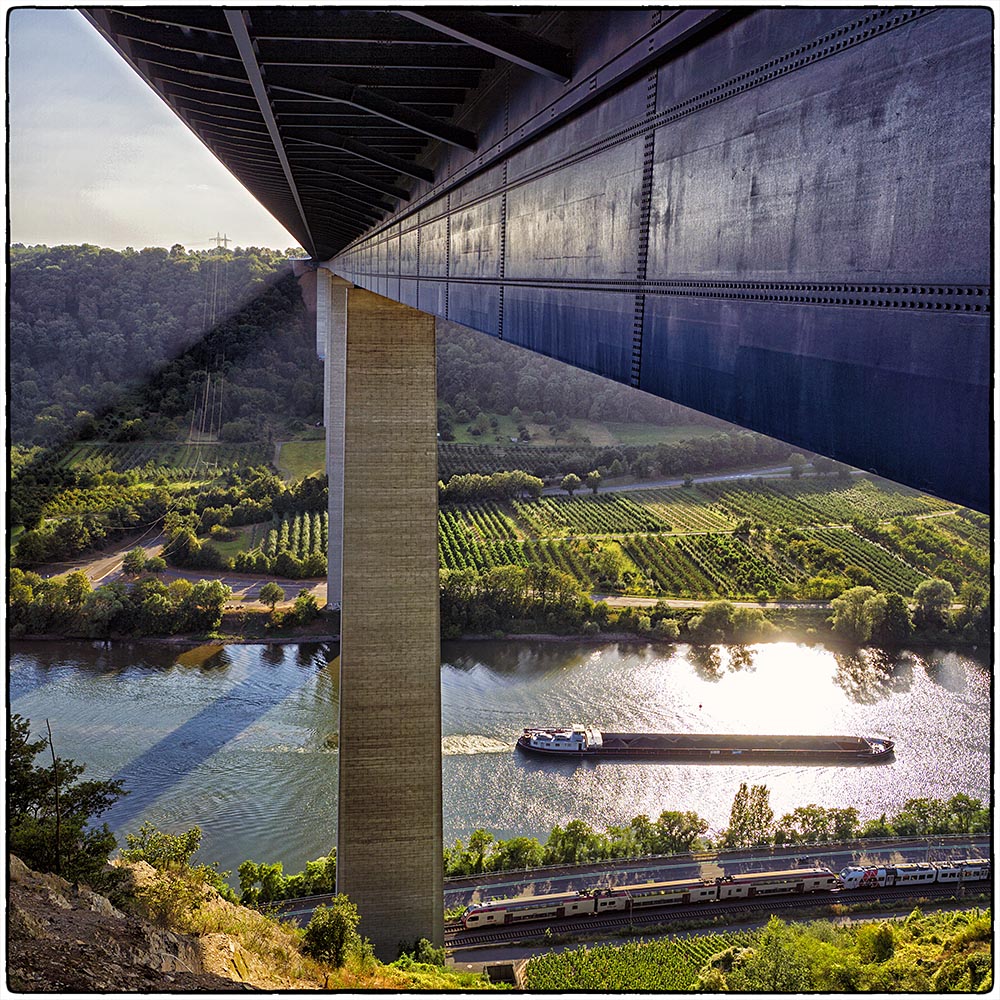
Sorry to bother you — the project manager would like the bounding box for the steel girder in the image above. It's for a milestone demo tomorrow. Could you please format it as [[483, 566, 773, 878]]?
[[86, 7, 992, 511]]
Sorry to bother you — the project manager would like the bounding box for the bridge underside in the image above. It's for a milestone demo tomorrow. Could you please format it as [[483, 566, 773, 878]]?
[[86, 3, 992, 958], [86, 6, 991, 507]]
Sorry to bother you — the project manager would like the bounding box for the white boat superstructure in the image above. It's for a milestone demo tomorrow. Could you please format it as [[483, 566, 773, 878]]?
[[522, 725, 603, 752]]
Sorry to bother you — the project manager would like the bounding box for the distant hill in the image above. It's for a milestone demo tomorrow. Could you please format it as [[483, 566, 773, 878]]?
[[8, 243, 312, 445]]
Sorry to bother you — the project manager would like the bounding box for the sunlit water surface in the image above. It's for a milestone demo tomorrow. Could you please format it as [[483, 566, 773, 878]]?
[[9, 639, 989, 881]]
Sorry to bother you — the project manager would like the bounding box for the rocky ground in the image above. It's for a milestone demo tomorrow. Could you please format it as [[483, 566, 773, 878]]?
[[6, 855, 321, 993]]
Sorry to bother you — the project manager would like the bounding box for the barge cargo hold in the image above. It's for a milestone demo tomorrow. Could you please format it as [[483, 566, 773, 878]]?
[[516, 726, 894, 762]]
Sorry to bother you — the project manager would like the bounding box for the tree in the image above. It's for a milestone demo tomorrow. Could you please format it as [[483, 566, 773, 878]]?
[[913, 578, 955, 630], [651, 810, 708, 854], [560, 473, 582, 496], [179, 580, 232, 632], [259, 581, 285, 612], [585, 469, 602, 494], [777, 804, 858, 844], [891, 797, 948, 835], [465, 829, 495, 873], [725, 783, 774, 848], [302, 896, 361, 967], [872, 592, 911, 645], [653, 618, 680, 641], [788, 453, 808, 479], [829, 586, 883, 643], [8, 713, 126, 883], [688, 600, 735, 643], [292, 589, 319, 624], [122, 547, 147, 575], [491, 836, 544, 871], [944, 793, 988, 834], [63, 570, 92, 608]]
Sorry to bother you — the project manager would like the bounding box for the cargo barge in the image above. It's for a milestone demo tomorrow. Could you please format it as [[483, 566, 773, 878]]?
[[516, 725, 894, 762]]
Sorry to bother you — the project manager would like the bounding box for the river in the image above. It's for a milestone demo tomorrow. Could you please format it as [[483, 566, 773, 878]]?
[[8, 639, 990, 883]]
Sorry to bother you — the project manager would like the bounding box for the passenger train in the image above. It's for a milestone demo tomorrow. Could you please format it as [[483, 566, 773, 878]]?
[[460, 858, 990, 930]]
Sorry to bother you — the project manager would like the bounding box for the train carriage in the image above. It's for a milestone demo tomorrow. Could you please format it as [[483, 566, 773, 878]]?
[[954, 859, 991, 881], [617, 877, 716, 908], [716, 867, 839, 899], [462, 888, 598, 927], [891, 862, 939, 886]]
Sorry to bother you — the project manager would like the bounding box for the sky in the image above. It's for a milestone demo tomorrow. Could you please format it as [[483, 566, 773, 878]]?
[[7, 8, 297, 251]]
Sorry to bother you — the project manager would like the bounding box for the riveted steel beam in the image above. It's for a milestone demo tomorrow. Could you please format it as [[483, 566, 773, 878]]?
[[268, 80, 476, 151], [254, 38, 494, 70], [284, 132, 434, 184], [292, 162, 409, 203], [101, 6, 230, 36], [395, 8, 571, 81], [223, 9, 318, 258]]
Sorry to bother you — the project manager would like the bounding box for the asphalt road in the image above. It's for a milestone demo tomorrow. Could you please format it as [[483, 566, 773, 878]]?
[[34, 530, 328, 607]]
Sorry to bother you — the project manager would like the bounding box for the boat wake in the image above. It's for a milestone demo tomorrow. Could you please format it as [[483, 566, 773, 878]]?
[[442, 734, 512, 756], [259, 734, 512, 756]]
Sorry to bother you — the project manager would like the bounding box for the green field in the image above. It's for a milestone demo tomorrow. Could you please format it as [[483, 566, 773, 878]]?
[[524, 931, 755, 990], [522, 909, 991, 992], [446, 413, 721, 448], [438, 477, 983, 600], [60, 441, 269, 477], [602, 421, 725, 445], [276, 439, 325, 480]]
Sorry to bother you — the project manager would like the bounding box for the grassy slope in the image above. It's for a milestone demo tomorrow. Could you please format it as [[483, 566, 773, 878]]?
[[277, 439, 325, 480]]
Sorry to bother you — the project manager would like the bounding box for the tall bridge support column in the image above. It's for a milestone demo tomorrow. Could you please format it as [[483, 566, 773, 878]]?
[[322, 270, 351, 609], [335, 287, 443, 958]]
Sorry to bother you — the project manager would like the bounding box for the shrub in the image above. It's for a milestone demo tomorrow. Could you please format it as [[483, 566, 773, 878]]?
[[120, 821, 236, 903], [654, 618, 680, 641], [302, 896, 360, 967]]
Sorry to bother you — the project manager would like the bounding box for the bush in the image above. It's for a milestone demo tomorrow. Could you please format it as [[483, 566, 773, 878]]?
[[654, 618, 680, 641], [293, 589, 320, 624], [120, 821, 237, 903], [302, 896, 360, 967], [397, 938, 445, 966]]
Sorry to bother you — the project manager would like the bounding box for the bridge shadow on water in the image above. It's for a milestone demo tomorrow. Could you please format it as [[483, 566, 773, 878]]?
[[99, 642, 338, 834]]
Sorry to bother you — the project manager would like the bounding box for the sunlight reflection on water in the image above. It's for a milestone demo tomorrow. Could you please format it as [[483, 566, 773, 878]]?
[[9, 638, 990, 880]]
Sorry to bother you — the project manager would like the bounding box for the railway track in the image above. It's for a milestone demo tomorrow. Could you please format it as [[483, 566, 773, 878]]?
[[445, 882, 989, 948]]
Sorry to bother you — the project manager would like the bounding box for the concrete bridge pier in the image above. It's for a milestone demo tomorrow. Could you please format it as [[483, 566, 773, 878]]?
[[320, 274, 443, 958]]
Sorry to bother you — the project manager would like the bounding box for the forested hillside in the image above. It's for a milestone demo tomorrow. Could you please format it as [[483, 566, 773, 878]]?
[[8, 243, 305, 445]]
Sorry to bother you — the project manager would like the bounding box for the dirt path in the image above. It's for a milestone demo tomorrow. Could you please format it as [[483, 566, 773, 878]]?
[[593, 595, 831, 609]]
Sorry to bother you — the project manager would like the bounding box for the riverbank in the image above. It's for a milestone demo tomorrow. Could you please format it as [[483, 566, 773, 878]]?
[[11, 604, 991, 660], [11, 621, 986, 662]]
